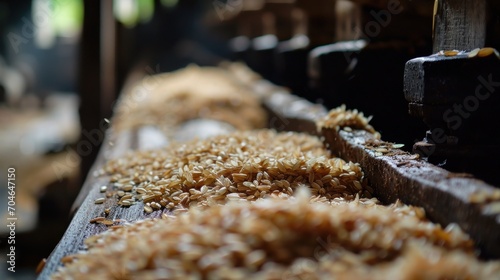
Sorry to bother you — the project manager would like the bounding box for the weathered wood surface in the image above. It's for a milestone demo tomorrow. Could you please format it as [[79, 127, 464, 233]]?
[[37, 128, 156, 280], [38, 80, 500, 279], [404, 53, 500, 147], [433, 0, 487, 52], [404, 53, 500, 105], [322, 127, 500, 259]]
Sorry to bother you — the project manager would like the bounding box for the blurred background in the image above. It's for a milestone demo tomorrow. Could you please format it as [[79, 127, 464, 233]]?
[[0, 0, 499, 279], [0, 1, 224, 278]]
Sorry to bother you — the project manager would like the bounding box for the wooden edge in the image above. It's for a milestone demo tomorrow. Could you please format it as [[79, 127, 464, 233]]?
[[71, 60, 153, 211], [70, 128, 136, 213], [261, 87, 327, 135], [38, 183, 170, 279]]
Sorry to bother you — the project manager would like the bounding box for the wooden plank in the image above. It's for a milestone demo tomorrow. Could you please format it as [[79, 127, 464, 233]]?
[[38, 120, 238, 278], [322, 127, 500, 259], [100, 0, 117, 119], [38, 182, 169, 279], [70, 129, 136, 213], [39, 122, 180, 279]]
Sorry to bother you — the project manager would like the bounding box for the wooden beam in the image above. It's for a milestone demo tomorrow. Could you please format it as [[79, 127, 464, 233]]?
[[100, 0, 117, 119], [78, 0, 102, 183], [433, 0, 487, 52], [321, 126, 500, 258]]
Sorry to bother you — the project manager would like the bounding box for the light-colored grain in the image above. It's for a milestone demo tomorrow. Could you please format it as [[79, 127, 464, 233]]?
[[98, 130, 371, 212], [484, 201, 500, 215], [112, 65, 267, 134], [468, 48, 480, 58], [94, 198, 105, 204], [52, 194, 500, 280], [317, 105, 380, 139], [143, 205, 153, 214], [120, 200, 132, 207], [121, 184, 133, 192]]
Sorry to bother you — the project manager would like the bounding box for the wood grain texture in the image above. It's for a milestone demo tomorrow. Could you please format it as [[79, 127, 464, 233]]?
[[322, 127, 500, 259], [433, 0, 486, 52]]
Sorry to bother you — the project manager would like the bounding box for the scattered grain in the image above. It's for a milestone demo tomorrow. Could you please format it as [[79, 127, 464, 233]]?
[[143, 205, 153, 214], [94, 198, 105, 204], [36, 258, 46, 275], [96, 219, 115, 226], [89, 217, 106, 224], [484, 201, 500, 215], [317, 105, 380, 139], [477, 47, 495, 57], [468, 48, 480, 58], [60, 255, 76, 264], [443, 50, 458, 56], [120, 200, 132, 207]]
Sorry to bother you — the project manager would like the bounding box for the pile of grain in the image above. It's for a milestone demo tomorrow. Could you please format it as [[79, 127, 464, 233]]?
[[113, 65, 267, 133], [97, 130, 369, 214], [52, 67, 500, 279], [317, 104, 380, 138], [52, 190, 500, 280]]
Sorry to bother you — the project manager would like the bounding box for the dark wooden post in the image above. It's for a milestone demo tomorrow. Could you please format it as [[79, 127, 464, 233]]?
[[296, 0, 336, 46], [404, 0, 500, 184], [79, 0, 117, 183], [78, 0, 102, 182], [433, 0, 487, 52], [100, 0, 117, 119], [308, 0, 433, 148]]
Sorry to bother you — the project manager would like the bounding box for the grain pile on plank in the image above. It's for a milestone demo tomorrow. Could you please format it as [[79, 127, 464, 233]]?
[[113, 65, 267, 133], [50, 65, 500, 279], [95, 129, 370, 214], [52, 190, 500, 279]]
